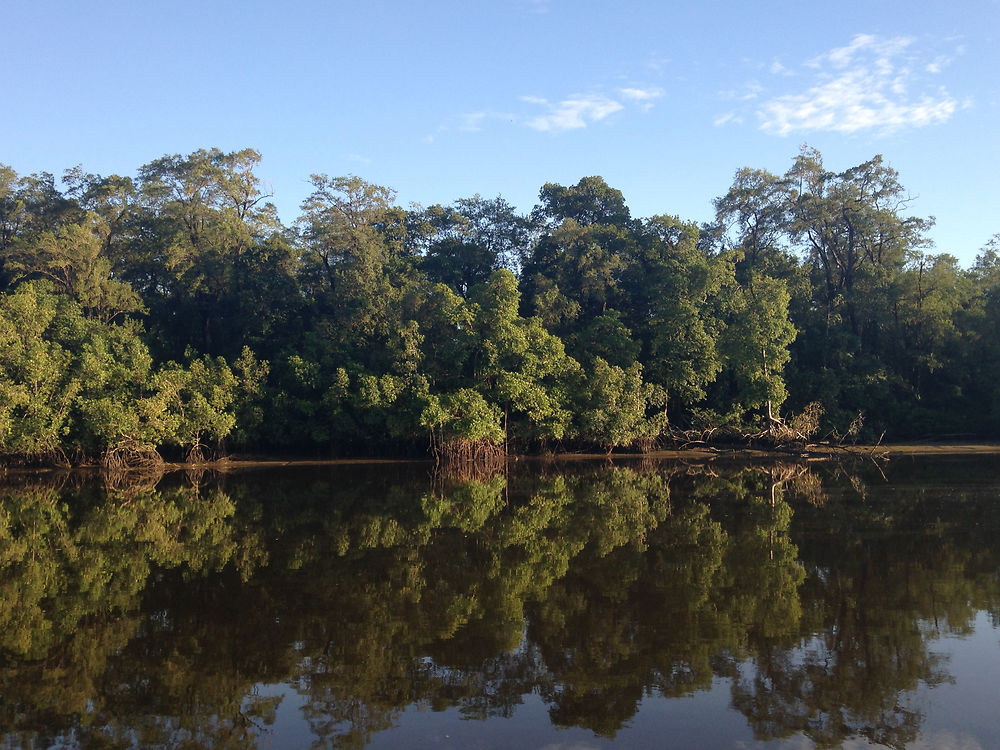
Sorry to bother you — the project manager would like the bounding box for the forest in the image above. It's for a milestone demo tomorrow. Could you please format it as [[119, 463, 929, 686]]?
[[1, 146, 998, 466]]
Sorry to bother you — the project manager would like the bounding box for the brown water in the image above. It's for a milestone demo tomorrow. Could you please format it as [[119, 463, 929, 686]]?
[[2, 455, 1000, 748]]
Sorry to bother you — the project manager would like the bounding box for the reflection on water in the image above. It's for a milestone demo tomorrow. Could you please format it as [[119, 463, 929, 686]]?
[[2, 456, 1000, 748]]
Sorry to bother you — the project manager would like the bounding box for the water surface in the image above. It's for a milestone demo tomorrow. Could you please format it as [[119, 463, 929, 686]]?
[[2, 456, 1000, 748]]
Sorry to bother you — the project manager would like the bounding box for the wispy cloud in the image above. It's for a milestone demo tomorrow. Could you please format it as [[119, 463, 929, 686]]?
[[619, 86, 664, 110], [459, 112, 488, 132], [521, 87, 663, 132], [714, 112, 743, 127], [523, 94, 625, 132], [445, 85, 663, 137], [758, 34, 960, 136], [719, 81, 763, 102]]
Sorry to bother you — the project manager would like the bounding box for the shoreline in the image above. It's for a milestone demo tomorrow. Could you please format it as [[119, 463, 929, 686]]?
[[4, 442, 999, 478]]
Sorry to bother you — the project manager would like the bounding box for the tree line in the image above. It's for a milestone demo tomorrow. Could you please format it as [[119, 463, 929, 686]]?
[[1, 147, 998, 465]]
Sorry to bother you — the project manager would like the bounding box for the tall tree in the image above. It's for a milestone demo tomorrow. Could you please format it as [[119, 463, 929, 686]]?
[[717, 274, 797, 425], [623, 215, 728, 423], [4, 215, 144, 322], [786, 150, 928, 349], [136, 148, 290, 358], [414, 196, 529, 298]]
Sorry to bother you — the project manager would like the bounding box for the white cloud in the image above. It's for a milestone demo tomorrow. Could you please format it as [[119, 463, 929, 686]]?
[[449, 86, 662, 137], [523, 94, 625, 132], [619, 86, 664, 109], [758, 34, 959, 136], [714, 112, 742, 127], [459, 112, 487, 132], [720, 81, 763, 102]]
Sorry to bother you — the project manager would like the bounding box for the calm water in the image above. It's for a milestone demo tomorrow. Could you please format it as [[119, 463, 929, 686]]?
[[2, 455, 1000, 749]]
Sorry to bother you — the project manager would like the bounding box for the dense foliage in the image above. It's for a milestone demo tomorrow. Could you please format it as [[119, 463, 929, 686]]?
[[2, 147, 998, 463]]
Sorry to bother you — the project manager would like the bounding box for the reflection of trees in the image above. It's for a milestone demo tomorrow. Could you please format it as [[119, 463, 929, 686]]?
[[1, 459, 1000, 747], [725, 458, 1000, 749], [273, 467, 673, 747], [0, 478, 264, 748], [526, 466, 806, 736]]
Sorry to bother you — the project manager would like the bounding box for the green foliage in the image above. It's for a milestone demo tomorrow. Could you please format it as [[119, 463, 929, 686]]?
[[1, 146, 998, 462], [625, 215, 727, 416], [577, 358, 666, 452], [420, 388, 505, 445], [5, 215, 144, 321], [0, 280, 260, 465], [718, 274, 797, 423], [0, 283, 79, 460], [134, 148, 294, 360], [146, 353, 244, 460], [469, 269, 580, 445]]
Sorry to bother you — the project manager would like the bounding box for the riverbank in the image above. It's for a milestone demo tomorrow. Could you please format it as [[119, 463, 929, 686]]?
[[4, 442, 999, 479]]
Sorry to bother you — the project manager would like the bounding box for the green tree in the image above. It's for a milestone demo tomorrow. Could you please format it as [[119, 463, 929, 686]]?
[[415, 196, 530, 296], [136, 148, 291, 358], [468, 269, 580, 447], [576, 358, 666, 452], [623, 215, 728, 423], [5, 215, 144, 322], [717, 274, 797, 425], [0, 283, 79, 462]]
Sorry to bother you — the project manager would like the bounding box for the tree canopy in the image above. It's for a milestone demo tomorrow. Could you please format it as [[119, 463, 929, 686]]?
[[1, 147, 997, 465]]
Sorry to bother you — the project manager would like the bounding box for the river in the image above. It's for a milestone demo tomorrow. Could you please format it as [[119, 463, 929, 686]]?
[[2, 454, 999, 748]]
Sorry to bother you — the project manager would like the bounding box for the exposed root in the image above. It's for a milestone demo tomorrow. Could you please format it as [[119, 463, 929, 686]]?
[[436, 437, 506, 466], [101, 440, 164, 471]]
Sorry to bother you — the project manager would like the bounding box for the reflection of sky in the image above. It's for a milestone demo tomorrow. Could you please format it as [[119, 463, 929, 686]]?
[[369, 694, 610, 750], [245, 611, 1000, 749], [915, 611, 1000, 750], [242, 684, 311, 750]]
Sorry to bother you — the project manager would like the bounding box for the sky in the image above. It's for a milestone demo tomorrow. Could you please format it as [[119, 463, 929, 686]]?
[[3, 0, 999, 265]]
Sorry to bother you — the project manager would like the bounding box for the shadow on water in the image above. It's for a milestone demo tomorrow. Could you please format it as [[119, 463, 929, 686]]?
[[3, 455, 1000, 748]]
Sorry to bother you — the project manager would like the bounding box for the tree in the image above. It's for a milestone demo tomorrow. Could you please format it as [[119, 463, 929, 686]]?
[[0, 283, 78, 462], [713, 167, 797, 283], [718, 274, 797, 425], [420, 387, 505, 462], [144, 354, 241, 462], [297, 174, 416, 363], [521, 177, 636, 347], [136, 148, 289, 358], [468, 269, 580, 448], [415, 196, 530, 295], [5, 215, 144, 322], [536, 176, 633, 229], [0, 166, 83, 291], [786, 150, 928, 348], [576, 358, 666, 453], [623, 215, 728, 423]]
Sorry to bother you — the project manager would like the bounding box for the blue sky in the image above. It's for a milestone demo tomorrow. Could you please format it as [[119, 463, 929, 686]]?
[[4, 0, 998, 264]]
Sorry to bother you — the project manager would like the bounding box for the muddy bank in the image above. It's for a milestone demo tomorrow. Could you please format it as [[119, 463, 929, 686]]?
[[4, 443, 998, 480]]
